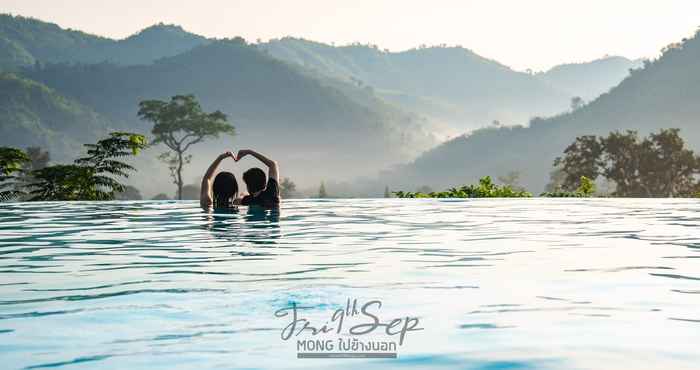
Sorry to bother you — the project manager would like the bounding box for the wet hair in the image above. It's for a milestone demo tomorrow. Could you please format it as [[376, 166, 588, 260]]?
[[212, 171, 238, 207], [243, 167, 266, 193]]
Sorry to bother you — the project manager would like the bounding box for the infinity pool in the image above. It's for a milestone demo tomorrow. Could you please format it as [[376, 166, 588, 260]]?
[[1, 199, 699, 369]]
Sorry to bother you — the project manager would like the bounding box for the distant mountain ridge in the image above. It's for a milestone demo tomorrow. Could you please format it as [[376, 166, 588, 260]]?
[[0, 14, 210, 70], [23, 39, 438, 194], [0, 13, 656, 196], [537, 56, 643, 101], [390, 30, 700, 193], [0, 72, 112, 161], [260, 38, 572, 130]]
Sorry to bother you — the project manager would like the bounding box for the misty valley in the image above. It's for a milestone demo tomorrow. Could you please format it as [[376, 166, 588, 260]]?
[[0, 14, 698, 200]]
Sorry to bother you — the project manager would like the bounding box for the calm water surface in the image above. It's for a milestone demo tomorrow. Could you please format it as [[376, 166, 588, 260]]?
[[1, 199, 699, 370]]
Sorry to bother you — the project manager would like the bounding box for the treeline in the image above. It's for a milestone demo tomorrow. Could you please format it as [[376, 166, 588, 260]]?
[[551, 128, 700, 197], [394, 128, 700, 198], [0, 132, 145, 201]]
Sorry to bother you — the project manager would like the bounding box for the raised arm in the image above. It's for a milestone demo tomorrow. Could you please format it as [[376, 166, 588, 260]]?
[[200, 151, 233, 209], [236, 149, 279, 180]]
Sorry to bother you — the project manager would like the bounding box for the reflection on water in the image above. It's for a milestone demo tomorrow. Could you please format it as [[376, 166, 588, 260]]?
[[0, 199, 699, 370]]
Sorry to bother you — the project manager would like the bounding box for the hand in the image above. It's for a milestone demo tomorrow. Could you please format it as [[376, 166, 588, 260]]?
[[234, 149, 250, 162], [220, 151, 234, 160]]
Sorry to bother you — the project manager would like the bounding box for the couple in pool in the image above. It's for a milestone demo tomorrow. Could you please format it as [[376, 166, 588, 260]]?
[[200, 149, 280, 210]]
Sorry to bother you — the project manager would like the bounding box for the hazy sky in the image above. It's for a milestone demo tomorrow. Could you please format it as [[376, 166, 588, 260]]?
[[2, 0, 699, 70]]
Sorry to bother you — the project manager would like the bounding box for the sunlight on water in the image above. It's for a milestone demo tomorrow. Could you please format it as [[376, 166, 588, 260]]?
[[0, 199, 699, 369]]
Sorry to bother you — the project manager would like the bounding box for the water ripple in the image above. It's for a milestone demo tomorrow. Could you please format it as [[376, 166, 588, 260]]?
[[1, 199, 699, 369]]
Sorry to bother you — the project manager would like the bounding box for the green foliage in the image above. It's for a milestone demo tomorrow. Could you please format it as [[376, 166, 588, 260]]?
[[25, 39, 437, 184], [396, 29, 700, 194], [394, 176, 532, 198], [554, 135, 603, 191], [115, 185, 142, 200], [0, 73, 112, 162], [27, 164, 92, 201], [26, 132, 147, 201], [0, 15, 208, 70], [138, 94, 234, 200], [23, 147, 50, 171], [0, 36, 34, 71], [555, 129, 700, 197], [576, 176, 596, 196], [541, 176, 596, 197], [0, 147, 29, 201]]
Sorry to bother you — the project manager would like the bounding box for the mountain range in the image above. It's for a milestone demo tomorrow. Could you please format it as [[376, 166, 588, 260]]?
[[0, 14, 209, 69], [261, 38, 639, 131], [0, 14, 647, 196], [390, 31, 700, 193]]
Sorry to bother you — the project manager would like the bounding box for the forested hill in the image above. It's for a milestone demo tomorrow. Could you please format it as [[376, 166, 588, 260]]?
[[24, 39, 438, 192], [0, 73, 112, 161], [391, 30, 700, 193], [0, 14, 209, 70], [537, 56, 643, 101], [260, 37, 571, 130]]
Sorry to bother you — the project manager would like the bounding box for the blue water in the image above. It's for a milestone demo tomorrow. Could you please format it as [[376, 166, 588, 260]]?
[[1, 199, 699, 370]]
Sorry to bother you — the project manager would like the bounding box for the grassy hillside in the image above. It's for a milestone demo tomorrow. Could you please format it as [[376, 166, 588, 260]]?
[[392, 30, 700, 193], [260, 38, 572, 129], [537, 56, 643, 101], [23, 39, 437, 193], [0, 14, 208, 70], [0, 73, 111, 161]]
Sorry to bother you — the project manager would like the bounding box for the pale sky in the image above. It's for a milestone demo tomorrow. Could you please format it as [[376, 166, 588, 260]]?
[[2, 0, 699, 71]]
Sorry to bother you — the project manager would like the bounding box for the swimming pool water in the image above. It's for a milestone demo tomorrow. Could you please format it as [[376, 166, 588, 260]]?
[[1, 199, 699, 369]]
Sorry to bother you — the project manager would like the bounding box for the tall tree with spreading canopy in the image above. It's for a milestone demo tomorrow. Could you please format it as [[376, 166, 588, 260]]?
[[138, 95, 235, 200], [553, 135, 604, 191], [555, 129, 700, 197]]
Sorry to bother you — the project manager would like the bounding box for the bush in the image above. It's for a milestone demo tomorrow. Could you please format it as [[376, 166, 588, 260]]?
[[541, 176, 596, 197], [394, 176, 532, 198]]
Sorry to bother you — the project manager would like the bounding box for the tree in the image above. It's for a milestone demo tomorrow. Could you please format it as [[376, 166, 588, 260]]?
[[280, 178, 297, 198], [24, 147, 50, 171], [553, 135, 603, 191], [0, 147, 29, 201], [570, 96, 584, 111], [115, 185, 142, 200], [18, 147, 51, 192], [544, 165, 567, 193], [636, 128, 700, 196], [556, 129, 700, 197], [541, 175, 596, 197], [152, 193, 170, 200], [318, 181, 327, 198], [28, 165, 92, 201], [497, 171, 525, 192], [28, 132, 147, 201], [180, 184, 200, 200], [138, 95, 235, 200], [599, 130, 643, 196]]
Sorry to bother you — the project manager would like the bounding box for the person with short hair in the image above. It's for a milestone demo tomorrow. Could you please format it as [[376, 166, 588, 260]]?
[[236, 149, 280, 209]]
